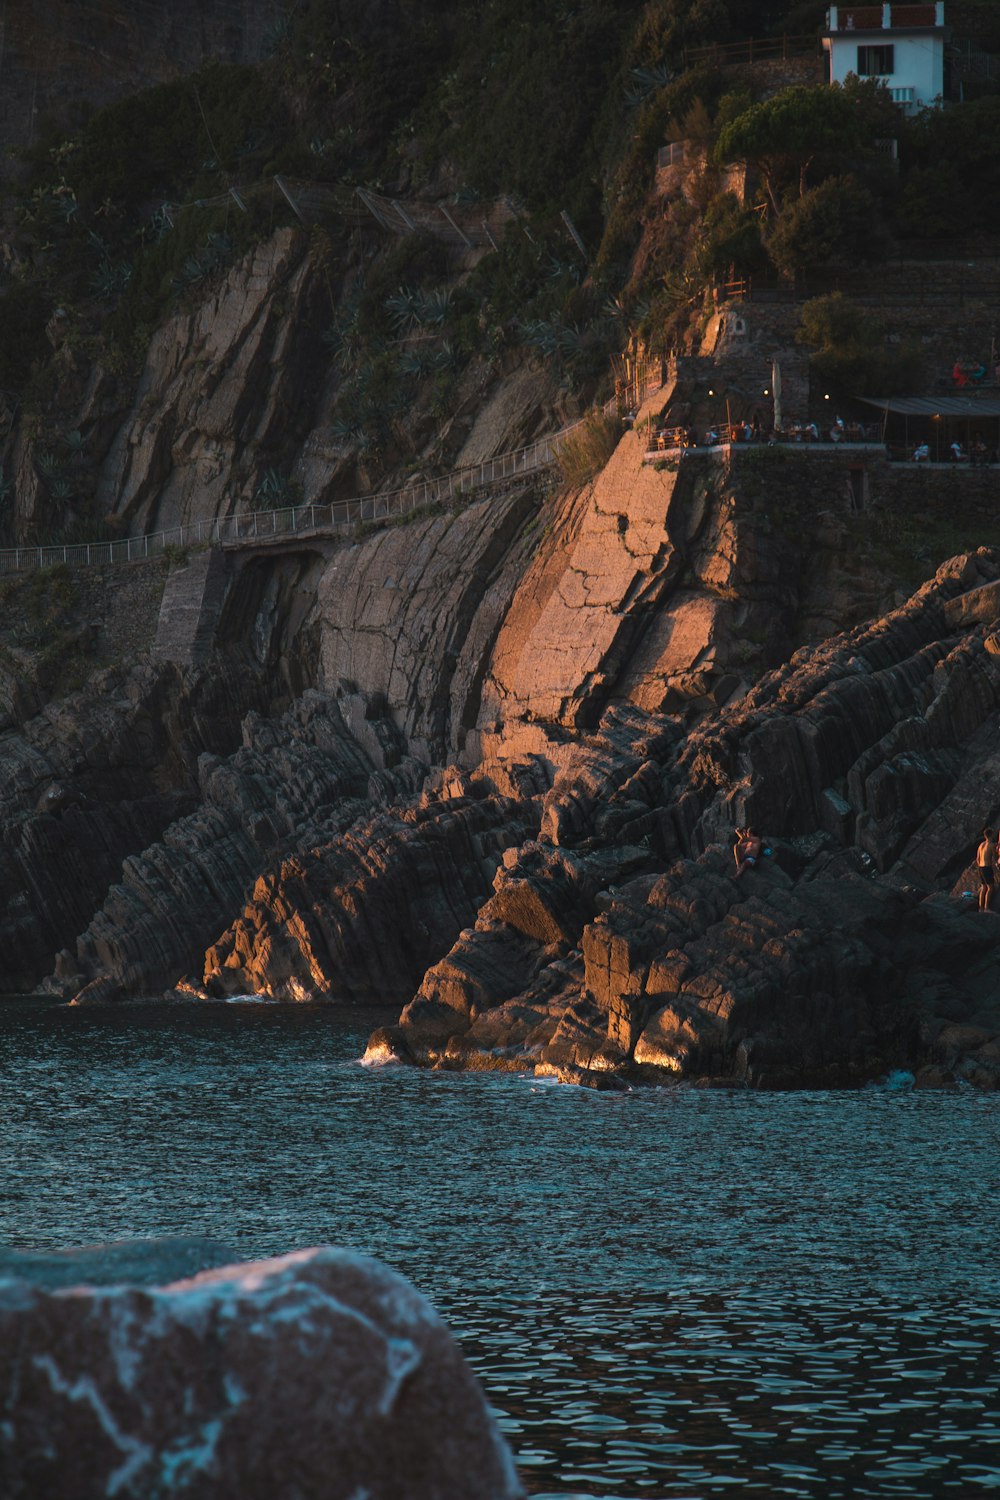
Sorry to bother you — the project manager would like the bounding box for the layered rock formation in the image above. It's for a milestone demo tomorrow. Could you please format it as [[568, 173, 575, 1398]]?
[[0, 1243, 523, 1500], [8, 359, 1000, 1102], [364, 550, 1000, 1089], [0, 653, 272, 994], [94, 229, 327, 536]]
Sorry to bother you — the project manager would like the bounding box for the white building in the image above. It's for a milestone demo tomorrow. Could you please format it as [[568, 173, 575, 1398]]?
[[823, 4, 947, 112]]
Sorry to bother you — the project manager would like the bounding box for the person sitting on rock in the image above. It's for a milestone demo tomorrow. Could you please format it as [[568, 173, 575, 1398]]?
[[734, 827, 762, 878], [976, 827, 997, 911]]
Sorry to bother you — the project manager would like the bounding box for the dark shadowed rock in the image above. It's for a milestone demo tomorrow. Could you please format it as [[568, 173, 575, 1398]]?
[[201, 792, 541, 1004], [377, 551, 1000, 1089], [0, 1245, 524, 1500]]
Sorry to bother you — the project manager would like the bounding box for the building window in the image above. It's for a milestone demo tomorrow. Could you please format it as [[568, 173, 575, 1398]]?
[[857, 44, 895, 75]]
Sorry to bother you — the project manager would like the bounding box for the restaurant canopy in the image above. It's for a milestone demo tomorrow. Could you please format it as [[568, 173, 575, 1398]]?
[[856, 396, 1000, 418]]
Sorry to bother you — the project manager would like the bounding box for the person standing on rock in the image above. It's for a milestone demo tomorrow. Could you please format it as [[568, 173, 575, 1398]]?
[[734, 827, 762, 879], [976, 828, 997, 910]]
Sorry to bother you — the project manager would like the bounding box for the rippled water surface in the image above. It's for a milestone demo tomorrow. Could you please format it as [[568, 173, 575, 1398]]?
[[2, 996, 1000, 1497]]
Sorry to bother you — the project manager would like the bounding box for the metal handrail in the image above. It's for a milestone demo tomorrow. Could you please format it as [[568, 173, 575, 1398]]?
[[0, 422, 588, 575]]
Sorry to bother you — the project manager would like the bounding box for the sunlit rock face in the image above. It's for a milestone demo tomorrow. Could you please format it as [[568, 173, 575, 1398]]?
[[376, 551, 1000, 1090], [0, 1245, 524, 1500]]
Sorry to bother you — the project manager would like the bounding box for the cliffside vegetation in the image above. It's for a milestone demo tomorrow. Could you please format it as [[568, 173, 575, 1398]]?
[[2, 0, 1000, 544]]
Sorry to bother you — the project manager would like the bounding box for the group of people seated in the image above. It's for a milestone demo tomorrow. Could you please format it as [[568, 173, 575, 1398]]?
[[912, 438, 993, 464], [951, 361, 992, 389], [650, 415, 873, 451]]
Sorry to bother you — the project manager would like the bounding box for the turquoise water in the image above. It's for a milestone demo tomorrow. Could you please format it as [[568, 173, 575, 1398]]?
[[2, 995, 1000, 1497]]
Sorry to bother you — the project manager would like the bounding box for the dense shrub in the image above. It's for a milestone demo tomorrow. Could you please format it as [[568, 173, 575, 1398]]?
[[896, 96, 1000, 237], [557, 411, 621, 486], [697, 191, 767, 278], [768, 174, 890, 275], [796, 292, 923, 395], [0, 285, 49, 390], [58, 64, 284, 213]]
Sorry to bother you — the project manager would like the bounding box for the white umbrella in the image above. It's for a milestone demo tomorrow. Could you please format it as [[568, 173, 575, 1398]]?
[[771, 360, 782, 434]]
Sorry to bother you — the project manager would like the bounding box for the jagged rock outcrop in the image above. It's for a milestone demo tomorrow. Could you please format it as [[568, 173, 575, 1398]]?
[[62, 692, 379, 1005], [367, 549, 1000, 1089], [200, 786, 543, 1004], [472, 401, 902, 762], [0, 1244, 523, 1500], [0, 655, 272, 993]]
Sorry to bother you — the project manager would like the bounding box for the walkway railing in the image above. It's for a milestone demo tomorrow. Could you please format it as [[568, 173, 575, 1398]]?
[[681, 33, 820, 66], [0, 426, 579, 576]]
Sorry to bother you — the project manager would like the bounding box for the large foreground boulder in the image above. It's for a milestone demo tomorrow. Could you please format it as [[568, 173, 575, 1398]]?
[[0, 1243, 524, 1500]]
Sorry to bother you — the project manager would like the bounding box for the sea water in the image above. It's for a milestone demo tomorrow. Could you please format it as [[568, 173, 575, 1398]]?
[[2, 994, 999, 1498]]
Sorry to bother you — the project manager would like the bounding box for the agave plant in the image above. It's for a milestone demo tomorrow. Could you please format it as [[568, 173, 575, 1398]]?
[[624, 64, 673, 108], [555, 324, 591, 360], [261, 17, 290, 57], [34, 448, 63, 481], [431, 340, 459, 372], [385, 287, 424, 334], [415, 287, 453, 327], [173, 256, 207, 291], [253, 467, 298, 508], [148, 204, 174, 242], [398, 344, 438, 379], [519, 320, 561, 357], [91, 261, 132, 299]]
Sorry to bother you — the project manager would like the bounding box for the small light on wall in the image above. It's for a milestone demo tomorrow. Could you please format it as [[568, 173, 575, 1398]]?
[[763, 387, 770, 396], [708, 388, 715, 396], [932, 413, 941, 421], [823, 392, 830, 400]]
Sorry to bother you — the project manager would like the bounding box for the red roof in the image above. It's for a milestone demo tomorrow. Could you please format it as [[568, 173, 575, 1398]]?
[[831, 4, 938, 29]]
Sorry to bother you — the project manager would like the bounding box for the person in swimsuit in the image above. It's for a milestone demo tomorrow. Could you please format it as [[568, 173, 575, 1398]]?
[[734, 827, 762, 879], [976, 827, 997, 910]]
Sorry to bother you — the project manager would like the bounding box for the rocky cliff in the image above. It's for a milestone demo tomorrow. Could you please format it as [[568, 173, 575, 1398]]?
[[365, 550, 1000, 1090], [7, 224, 567, 547], [4, 222, 1000, 1092]]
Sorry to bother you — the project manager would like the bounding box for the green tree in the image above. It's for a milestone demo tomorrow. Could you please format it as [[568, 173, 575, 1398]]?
[[715, 83, 864, 210], [768, 173, 890, 274], [897, 95, 1000, 237], [697, 191, 767, 277], [796, 292, 923, 395]]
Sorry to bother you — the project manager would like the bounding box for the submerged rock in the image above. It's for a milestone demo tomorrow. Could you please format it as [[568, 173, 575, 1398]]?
[[0, 1244, 524, 1500]]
